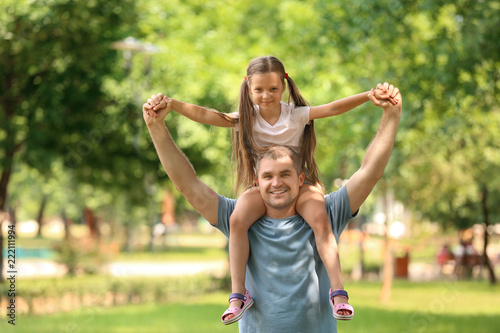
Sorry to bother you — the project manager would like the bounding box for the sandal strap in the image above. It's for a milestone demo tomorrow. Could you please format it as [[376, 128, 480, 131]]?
[[330, 289, 349, 300], [228, 292, 247, 303]]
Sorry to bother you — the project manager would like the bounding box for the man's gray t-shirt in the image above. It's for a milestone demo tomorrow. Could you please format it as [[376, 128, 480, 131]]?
[[215, 185, 355, 333]]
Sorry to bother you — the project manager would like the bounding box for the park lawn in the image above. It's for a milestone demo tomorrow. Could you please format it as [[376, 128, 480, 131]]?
[[343, 280, 500, 333], [13, 280, 500, 333], [14, 292, 236, 333]]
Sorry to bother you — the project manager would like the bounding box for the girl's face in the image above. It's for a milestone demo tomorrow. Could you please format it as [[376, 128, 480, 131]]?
[[249, 72, 286, 112]]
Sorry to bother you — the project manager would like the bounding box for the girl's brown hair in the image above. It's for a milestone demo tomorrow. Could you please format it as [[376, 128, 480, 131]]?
[[233, 56, 323, 193]]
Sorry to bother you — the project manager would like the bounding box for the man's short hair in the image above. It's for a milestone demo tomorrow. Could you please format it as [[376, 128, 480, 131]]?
[[255, 145, 303, 175]]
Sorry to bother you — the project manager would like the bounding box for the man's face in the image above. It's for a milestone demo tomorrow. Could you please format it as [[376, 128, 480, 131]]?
[[256, 156, 305, 212]]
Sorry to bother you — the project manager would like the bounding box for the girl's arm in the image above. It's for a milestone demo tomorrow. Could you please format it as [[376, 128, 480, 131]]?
[[309, 83, 399, 121], [148, 93, 237, 127], [169, 99, 237, 127]]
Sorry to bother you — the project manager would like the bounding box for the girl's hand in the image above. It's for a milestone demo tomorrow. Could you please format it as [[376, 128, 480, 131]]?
[[373, 82, 399, 105], [142, 93, 172, 126], [368, 88, 402, 114]]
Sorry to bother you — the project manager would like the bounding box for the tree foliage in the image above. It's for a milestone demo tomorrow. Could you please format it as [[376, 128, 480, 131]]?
[[1, 0, 499, 249]]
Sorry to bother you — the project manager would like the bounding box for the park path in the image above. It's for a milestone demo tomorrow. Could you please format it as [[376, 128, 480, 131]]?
[[2, 258, 227, 278], [104, 260, 227, 277], [4, 258, 437, 280]]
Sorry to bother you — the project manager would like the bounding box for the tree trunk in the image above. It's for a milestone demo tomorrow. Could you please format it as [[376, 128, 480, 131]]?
[[380, 236, 394, 303], [61, 209, 72, 240], [36, 194, 48, 238], [0, 159, 13, 282], [0, 214, 4, 282], [481, 186, 497, 285], [148, 222, 155, 252], [124, 223, 133, 252], [84, 207, 99, 240], [0, 56, 21, 282], [8, 205, 17, 225], [0, 167, 12, 213], [379, 182, 393, 304]]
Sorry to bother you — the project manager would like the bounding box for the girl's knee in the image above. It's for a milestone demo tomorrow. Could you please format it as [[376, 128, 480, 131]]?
[[230, 213, 242, 226], [306, 210, 333, 233], [229, 213, 252, 232]]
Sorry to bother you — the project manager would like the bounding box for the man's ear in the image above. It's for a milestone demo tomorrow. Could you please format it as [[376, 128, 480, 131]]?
[[255, 177, 259, 186], [298, 172, 305, 186]]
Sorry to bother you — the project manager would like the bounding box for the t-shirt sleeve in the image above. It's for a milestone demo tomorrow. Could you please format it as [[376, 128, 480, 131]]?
[[214, 194, 236, 238], [325, 184, 358, 241], [294, 105, 311, 126]]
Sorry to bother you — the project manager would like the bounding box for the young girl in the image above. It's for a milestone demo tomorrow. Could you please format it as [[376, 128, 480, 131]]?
[[144, 56, 397, 325]]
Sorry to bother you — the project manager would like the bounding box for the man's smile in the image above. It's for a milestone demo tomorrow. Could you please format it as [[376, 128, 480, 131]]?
[[270, 189, 287, 195]]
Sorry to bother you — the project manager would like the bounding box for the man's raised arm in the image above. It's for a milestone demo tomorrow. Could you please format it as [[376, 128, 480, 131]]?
[[346, 85, 402, 215], [143, 95, 219, 225]]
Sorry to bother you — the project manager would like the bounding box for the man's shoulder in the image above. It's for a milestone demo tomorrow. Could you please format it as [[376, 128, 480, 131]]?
[[213, 194, 237, 237], [324, 185, 351, 213], [217, 194, 236, 212], [324, 185, 346, 201]]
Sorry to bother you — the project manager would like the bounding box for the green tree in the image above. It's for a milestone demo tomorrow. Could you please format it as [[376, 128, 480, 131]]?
[[0, 0, 138, 280], [388, 1, 500, 284]]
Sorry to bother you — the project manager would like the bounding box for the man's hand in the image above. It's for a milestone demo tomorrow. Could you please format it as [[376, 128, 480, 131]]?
[[142, 93, 172, 126], [369, 83, 402, 112], [372, 82, 400, 106]]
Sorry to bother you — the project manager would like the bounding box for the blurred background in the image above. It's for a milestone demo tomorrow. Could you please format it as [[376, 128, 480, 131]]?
[[0, 0, 499, 332]]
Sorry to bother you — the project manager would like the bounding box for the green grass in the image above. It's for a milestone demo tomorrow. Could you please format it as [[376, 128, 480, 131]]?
[[14, 292, 236, 333], [344, 280, 500, 333], [13, 280, 500, 333]]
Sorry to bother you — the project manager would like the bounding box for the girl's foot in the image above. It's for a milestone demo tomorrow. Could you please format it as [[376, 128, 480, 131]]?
[[221, 290, 254, 325], [329, 289, 354, 320], [223, 299, 243, 321]]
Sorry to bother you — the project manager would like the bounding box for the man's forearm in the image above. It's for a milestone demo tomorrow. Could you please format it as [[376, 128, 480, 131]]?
[[147, 121, 197, 193], [360, 107, 401, 180], [345, 91, 402, 214], [146, 120, 219, 224]]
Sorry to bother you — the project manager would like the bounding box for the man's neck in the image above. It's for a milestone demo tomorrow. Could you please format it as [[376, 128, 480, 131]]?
[[264, 206, 298, 219]]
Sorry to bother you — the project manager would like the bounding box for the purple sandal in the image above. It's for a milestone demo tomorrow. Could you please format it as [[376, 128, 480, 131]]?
[[221, 289, 254, 325], [329, 289, 354, 320]]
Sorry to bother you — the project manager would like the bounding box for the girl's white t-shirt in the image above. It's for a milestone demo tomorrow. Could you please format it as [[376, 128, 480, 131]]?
[[234, 102, 311, 152]]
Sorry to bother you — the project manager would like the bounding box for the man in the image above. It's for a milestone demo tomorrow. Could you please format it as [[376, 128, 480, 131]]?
[[143, 84, 402, 332]]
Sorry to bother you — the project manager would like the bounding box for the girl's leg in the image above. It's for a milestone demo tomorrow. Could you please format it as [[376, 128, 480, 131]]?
[[296, 184, 351, 316], [223, 186, 265, 321]]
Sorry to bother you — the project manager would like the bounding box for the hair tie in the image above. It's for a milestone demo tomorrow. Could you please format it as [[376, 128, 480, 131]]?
[[244, 76, 247, 80]]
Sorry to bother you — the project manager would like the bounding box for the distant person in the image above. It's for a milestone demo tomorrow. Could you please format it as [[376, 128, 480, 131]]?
[[142, 84, 402, 332], [436, 244, 454, 274], [145, 55, 398, 324]]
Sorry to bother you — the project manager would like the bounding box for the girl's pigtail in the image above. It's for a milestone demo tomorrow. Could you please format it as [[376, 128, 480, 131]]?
[[286, 75, 324, 191], [233, 80, 258, 193], [285, 76, 308, 107]]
